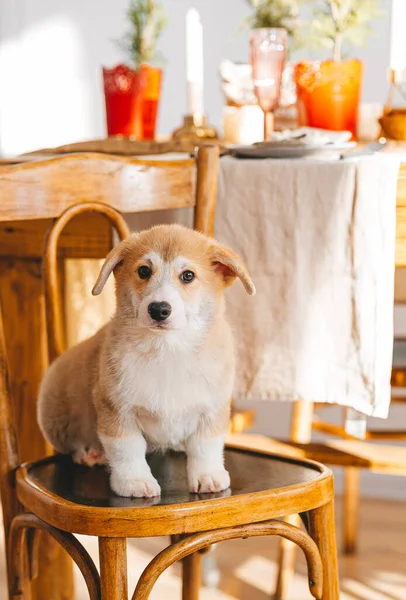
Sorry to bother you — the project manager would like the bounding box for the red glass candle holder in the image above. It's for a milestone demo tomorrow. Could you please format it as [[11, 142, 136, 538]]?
[[103, 64, 162, 139]]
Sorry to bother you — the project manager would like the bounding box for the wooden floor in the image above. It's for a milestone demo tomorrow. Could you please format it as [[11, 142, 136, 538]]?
[[0, 497, 405, 599]]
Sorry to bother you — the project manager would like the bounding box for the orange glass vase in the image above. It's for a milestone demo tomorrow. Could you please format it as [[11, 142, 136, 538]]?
[[294, 59, 363, 139], [103, 63, 162, 139]]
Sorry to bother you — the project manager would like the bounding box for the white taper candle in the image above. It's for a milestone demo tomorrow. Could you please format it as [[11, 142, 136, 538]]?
[[390, 0, 406, 71], [186, 8, 204, 120]]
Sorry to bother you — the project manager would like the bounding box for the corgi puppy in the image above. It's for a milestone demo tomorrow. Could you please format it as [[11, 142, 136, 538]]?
[[37, 224, 255, 498]]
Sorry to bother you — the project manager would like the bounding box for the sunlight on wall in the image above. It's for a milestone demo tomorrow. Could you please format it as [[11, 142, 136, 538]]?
[[0, 16, 94, 155]]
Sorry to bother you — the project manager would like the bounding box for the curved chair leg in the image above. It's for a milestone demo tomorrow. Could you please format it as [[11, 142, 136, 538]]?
[[99, 537, 127, 600], [132, 520, 323, 600], [343, 467, 360, 554], [26, 529, 41, 581], [307, 501, 339, 600], [274, 514, 300, 600], [8, 513, 101, 600]]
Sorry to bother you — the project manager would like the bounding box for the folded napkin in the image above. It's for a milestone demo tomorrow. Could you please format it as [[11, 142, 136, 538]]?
[[219, 60, 257, 106], [216, 155, 400, 417], [268, 126, 352, 146]]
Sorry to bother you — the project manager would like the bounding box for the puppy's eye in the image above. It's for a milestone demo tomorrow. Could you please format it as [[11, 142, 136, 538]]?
[[138, 265, 152, 280], [180, 270, 195, 283]]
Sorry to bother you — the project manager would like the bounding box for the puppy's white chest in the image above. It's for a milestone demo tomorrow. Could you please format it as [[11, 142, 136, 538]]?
[[135, 404, 199, 449], [116, 343, 223, 447]]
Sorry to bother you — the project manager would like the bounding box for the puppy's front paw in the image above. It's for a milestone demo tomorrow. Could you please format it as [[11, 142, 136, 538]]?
[[189, 468, 230, 494], [110, 473, 161, 498]]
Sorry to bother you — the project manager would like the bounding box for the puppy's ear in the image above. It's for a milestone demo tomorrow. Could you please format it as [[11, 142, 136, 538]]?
[[92, 236, 135, 296], [210, 243, 255, 295]]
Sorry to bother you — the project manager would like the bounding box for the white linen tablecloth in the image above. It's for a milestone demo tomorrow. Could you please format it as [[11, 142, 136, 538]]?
[[124, 154, 400, 418], [215, 155, 400, 418]]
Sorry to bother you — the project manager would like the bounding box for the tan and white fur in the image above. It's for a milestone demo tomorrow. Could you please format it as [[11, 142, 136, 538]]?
[[37, 224, 255, 498]]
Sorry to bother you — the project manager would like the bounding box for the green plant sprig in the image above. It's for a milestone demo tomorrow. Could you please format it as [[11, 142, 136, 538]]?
[[245, 0, 307, 52], [245, 0, 384, 60], [120, 0, 167, 70], [305, 0, 384, 61]]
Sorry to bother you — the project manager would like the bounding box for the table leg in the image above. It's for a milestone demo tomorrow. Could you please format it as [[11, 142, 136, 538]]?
[[343, 467, 360, 554], [182, 552, 201, 600], [274, 400, 315, 599], [0, 257, 74, 600], [274, 514, 301, 600]]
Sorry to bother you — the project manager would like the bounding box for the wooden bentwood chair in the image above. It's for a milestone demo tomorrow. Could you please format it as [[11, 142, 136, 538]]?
[[0, 145, 339, 600]]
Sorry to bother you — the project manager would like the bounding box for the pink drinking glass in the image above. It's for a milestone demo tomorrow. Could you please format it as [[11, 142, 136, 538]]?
[[250, 28, 288, 140]]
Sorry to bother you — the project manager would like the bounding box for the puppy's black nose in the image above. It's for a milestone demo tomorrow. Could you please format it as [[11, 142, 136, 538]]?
[[148, 301, 172, 322]]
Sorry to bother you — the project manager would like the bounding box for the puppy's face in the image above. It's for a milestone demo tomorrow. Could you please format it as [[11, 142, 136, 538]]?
[[93, 225, 255, 332]]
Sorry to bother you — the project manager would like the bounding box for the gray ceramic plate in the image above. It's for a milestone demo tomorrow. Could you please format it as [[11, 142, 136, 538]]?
[[229, 141, 357, 159]]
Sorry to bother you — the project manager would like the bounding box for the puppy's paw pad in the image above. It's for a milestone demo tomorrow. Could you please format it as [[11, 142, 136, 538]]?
[[73, 448, 106, 467], [111, 476, 161, 498], [190, 470, 230, 494]]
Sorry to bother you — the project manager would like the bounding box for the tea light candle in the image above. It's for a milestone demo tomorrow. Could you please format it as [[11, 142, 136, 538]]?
[[223, 105, 263, 145], [186, 8, 204, 121], [390, 0, 406, 72], [357, 103, 383, 142]]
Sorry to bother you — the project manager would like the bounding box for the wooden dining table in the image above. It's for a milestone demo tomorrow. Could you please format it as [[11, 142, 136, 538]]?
[[0, 139, 405, 600]]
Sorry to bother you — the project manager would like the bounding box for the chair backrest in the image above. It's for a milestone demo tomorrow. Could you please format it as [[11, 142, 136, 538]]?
[[41, 144, 219, 363], [0, 144, 219, 229], [43, 203, 131, 363]]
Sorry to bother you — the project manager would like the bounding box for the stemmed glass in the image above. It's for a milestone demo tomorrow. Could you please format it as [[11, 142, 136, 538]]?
[[250, 28, 288, 140]]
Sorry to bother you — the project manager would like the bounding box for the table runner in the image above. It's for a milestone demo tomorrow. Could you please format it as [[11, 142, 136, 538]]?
[[214, 155, 399, 417]]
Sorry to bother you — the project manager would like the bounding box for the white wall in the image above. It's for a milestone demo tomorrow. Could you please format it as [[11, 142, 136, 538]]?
[[0, 0, 394, 155]]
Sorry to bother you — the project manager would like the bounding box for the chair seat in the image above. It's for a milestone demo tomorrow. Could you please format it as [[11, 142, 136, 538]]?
[[16, 447, 333, 538]]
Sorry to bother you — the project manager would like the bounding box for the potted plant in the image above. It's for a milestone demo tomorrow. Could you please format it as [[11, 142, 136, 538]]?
[[294, 0, 383, 138], [245, 0, 303, 50], [103, 0, 166, 139]]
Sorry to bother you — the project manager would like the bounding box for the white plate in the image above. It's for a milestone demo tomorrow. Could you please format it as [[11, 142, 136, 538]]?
[[229, 141, 357, 159]]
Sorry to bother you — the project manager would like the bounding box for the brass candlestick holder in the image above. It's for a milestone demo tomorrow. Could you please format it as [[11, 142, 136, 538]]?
[[172, 114, 219, 144], [384, 68, 406, 114], [380, 68, 406, 141]]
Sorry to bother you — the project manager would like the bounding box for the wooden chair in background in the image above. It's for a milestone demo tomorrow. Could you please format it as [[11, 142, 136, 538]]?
[[231, 388, 406, 599], [293, 368, 406, 557], [0, 148, 340, 599]]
